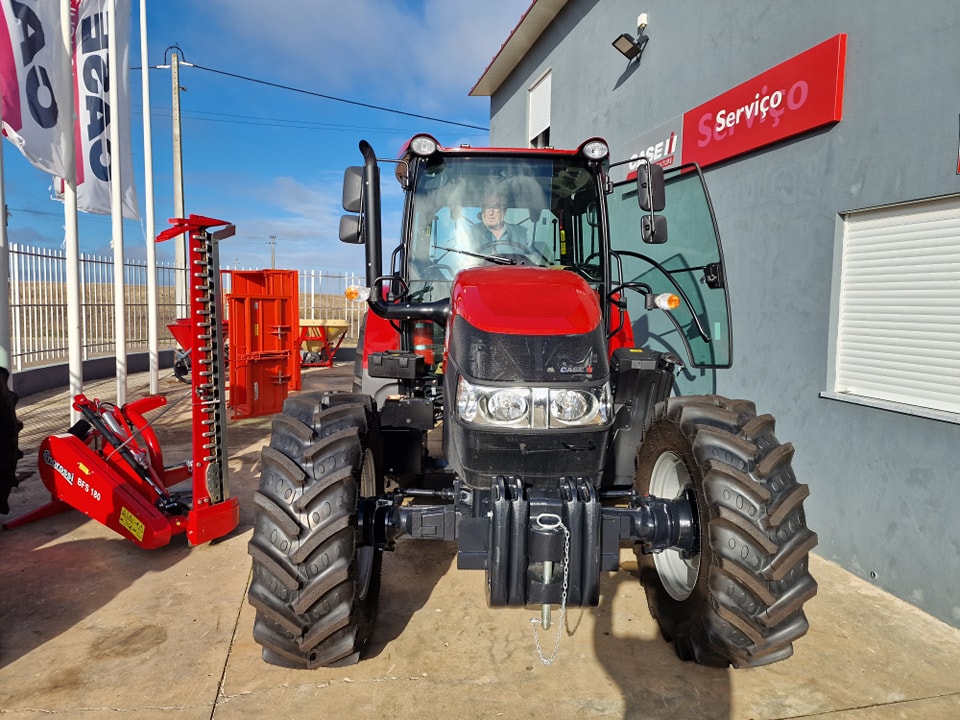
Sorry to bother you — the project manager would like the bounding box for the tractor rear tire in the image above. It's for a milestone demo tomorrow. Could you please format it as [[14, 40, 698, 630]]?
[[634, 395, 818, 668], [247, 395, 383, 668], [0, 367, 24, 514]]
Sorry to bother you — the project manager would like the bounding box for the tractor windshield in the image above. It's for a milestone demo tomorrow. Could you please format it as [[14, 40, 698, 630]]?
[[403, 154, 604, 302]]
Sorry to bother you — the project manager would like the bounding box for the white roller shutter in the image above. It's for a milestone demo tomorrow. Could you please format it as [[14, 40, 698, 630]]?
[[834, 194, 960, 415], [527, 71, 551, 144]]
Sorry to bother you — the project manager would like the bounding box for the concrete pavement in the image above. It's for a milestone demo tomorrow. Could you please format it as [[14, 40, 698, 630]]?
[[2, 364, 959, 719]]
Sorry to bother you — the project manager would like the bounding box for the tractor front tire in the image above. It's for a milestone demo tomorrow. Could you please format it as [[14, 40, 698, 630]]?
[[247, 395, 383, 668], [635, 395, 818, 668], [0, 367, 24, 514]]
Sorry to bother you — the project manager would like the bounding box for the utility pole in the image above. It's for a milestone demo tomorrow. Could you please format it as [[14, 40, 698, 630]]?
[[268, 235, 277, 269], [171, 50, 186, 312], [160, 47, 192, 314]]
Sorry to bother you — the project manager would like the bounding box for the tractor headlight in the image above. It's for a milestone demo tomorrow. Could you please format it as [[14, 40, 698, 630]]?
[[550, 390, 592, 423], [455, 377, 610, 428], [549, 386, 610, 426], [486, 389, 529, 423]]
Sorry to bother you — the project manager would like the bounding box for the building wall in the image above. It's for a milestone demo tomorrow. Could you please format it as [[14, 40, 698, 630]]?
[[486, 0, 960, 627]]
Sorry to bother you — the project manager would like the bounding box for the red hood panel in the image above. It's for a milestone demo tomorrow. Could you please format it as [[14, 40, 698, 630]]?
[[451, 267, 601, 335]]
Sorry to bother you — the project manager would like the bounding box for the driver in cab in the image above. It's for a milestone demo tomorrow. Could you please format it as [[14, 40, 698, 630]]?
[[469, 182, 552, 265], [472, 186, 528, 249]]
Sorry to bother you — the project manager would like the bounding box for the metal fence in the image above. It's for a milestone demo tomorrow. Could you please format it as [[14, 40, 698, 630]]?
[[6, 243, 364, 372], [294, 269, 366, 340]]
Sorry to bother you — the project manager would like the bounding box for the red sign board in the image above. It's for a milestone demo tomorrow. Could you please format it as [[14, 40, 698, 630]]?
[[680, 34, 847, 169]]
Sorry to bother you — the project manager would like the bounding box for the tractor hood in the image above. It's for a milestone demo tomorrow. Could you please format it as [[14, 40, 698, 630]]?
[[450, 266, 601, 336], [448, 267, 608, 384]]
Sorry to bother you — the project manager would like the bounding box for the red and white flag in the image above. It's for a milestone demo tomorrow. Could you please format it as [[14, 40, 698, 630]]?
[[2, 0, 139, 219], [0, 0, 75, 178], [61, 0, 139, 219]]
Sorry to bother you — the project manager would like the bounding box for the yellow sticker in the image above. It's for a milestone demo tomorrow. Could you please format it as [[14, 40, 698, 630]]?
[[119, 507, 146, 542], [78, 462, 91, 475]]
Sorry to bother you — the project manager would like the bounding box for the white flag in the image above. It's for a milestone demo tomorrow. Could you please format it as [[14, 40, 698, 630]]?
[[65, 0, 139, 219], [0, 0, 74, 178]]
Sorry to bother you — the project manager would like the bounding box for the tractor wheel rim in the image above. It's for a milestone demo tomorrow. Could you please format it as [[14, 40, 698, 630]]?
[[356, 447, 377, 600], [650, 450, 700, 601]]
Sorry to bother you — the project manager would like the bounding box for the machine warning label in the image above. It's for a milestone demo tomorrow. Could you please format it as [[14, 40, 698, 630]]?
[[119, 507, 145, 542]]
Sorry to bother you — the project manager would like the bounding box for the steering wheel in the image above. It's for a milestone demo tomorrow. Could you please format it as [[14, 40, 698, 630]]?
[[479, 238, 553, 265], [478, 238, 533, 255]]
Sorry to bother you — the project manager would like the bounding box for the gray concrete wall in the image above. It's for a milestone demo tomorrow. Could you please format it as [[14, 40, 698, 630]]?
[[12, 351, 176, 398], [486, 0, 960, 627]]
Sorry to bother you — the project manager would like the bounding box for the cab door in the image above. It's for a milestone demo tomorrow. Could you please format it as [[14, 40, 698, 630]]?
[[607, 163, 733, 373]]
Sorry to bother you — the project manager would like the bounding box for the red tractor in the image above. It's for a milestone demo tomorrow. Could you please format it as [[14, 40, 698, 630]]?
[[246, 135, 817, 669]]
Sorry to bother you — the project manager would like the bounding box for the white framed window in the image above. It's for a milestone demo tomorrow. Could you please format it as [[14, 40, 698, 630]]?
[[823, 193, 960, 422], [528, 70, 551, 148]]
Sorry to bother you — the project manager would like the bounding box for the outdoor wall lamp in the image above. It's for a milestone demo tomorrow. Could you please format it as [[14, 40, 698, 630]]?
[[612, 14, 649, 61]]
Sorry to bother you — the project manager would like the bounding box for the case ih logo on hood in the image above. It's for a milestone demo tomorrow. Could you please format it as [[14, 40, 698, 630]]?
[[547, 350, 596, 378], [42, 448, 75, 485], [558, 361, 593, 375]]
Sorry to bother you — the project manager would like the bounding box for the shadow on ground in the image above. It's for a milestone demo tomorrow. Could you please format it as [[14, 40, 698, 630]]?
[[593, 562, 732, 720]]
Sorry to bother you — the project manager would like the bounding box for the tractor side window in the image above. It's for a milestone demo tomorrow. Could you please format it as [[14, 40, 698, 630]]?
[[559, 195, 603, 283], [607, 164, 732, 368]]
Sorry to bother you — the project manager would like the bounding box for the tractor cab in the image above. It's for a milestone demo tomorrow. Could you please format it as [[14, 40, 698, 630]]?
[[399, 139, 604, 303], [341, 135, 732, 401]]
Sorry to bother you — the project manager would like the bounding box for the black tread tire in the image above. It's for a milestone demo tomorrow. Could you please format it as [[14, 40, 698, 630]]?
[[173, 350, 191, 384], [247, 394, 383, 668], [0, 367, 24, 514], [634, 395, 818, 668]]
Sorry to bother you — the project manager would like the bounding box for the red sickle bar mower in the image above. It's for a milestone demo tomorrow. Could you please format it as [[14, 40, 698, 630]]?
[[24, 216, 239, 548]]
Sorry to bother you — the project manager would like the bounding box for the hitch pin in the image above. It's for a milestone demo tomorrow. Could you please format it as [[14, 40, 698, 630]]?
[[536, 513, 562, 630], [541, 560, 553, 629]]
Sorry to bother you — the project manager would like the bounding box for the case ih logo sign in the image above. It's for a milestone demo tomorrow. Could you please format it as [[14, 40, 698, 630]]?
[[627, 34, 846, 173]]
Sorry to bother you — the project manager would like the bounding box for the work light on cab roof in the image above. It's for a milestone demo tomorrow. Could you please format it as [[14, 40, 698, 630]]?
[[409, 134, 439, 156], [580, 138, 609, 160]]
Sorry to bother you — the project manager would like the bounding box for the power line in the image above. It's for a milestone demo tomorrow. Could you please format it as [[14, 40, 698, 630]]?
[[139, 62, 489, 132], [130, 105, 433, 136]]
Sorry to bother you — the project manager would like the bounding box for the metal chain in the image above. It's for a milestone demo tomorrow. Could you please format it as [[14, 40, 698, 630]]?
[[530, 513, 571, 665]]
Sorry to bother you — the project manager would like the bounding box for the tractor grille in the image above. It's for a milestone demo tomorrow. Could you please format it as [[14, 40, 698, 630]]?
[[451, 318, 608, 384], [449, 420, 607, 488]]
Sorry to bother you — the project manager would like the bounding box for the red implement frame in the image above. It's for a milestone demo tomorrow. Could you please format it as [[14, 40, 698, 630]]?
[[299, 319, 348, 368], [16, 216, 240, 548]]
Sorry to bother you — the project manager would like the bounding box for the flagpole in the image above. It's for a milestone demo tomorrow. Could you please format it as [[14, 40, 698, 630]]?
[[0, 90, 11, 380], [63, 0, 82, 425], [108, 0, 127, 405], [140, 0, 158, 394]]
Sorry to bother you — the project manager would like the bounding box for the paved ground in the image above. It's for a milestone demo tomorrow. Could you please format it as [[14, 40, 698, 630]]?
[[2, 363, 960, 719]]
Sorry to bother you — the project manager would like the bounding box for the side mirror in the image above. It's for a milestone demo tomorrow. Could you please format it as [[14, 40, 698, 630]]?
[[636, 161, 665, 212], [641, 214, 668, 244], [342, 166, 363, 213], [339, 215, 362, 244]]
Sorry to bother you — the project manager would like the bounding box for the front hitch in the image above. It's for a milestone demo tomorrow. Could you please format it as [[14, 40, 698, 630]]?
[[355, 479, 699, 610]]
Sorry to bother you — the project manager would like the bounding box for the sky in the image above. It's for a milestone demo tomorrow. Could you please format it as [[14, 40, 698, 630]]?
[[2, 0, 532, 275]]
